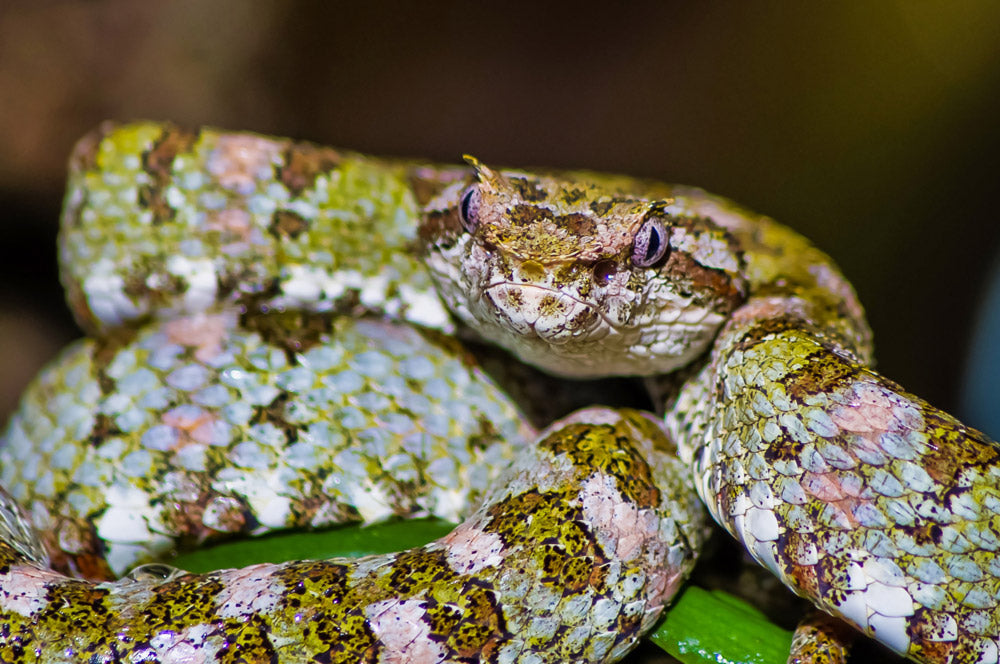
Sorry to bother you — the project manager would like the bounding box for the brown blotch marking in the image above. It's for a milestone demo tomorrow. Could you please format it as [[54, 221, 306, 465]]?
[[137, 184, 175, 224], [508, 203, 554, 227], [252, 391, 300, 445], [557, 517, 597, 557], [499, 287, 524, 310], [0, 541, 22, 568], [291, 492, 362, 529], [275, 561, 380, 662], [760, 410, 807, 466], [483, 489, 573, 547], [225, 614, 278, 662], [224, 273, 282, 309], [136, 125, 199, 224], [386, 548, 455, 596], [558, 552, 599, 594], [784, 559, 821, 602], [424, 601, 463, 637], [588, 200, 615, 217], [534, 543, 572, 582], [63, 279, 102, 334], [161, 490, 259, 544], [269, 209, 310, 239], [509, 176, 549, 202], [143, 125, 200, 179], [539, 422, 660, 509], [917, 409, 1000, 485], [912, 640, 955, 664], [448, 621, 502, 661], [715, 486, 740, 538], [276, 559, 352, 604], [241, 309, 336, 359], [88, 413, 121, 447], [784, 349, 860, 400], [777, 531, 821, 598], [614, 608, 644, 639], [662, 250, 746, 313], [95, 366, 117, 395], [588, 560, 611, 592], [559, 186, 588, 206], [908, 608, 958, 663], [69, 122, 118, 174], [467, 415, 502, 453], [417, 202, 465, 251], [122, 259, 187, 301], [142, 573, 227, 627], [556, 212, 597, 237], [35, 579, 115, 644], [413, 325, 481, 370], [731, 316, 804, 354], [70, 553, 116, 582], [537, 293, 565, 318], [445, 580, 507, 659], [278, 142, 342, 197], [306, 611, 378, 664], [41, 519, 115, 581]]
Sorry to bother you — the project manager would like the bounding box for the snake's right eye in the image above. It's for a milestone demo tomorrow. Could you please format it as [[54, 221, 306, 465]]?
[[631, 215, 670, 268], [459, 185, 481, 233]]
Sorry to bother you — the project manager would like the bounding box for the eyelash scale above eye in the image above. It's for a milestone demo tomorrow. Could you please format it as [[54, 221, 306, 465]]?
[[631, 216, 669, 267]]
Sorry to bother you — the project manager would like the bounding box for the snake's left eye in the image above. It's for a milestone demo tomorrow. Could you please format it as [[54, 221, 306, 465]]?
[[458, 185, 481, 233], [632, 216, 670, 267]]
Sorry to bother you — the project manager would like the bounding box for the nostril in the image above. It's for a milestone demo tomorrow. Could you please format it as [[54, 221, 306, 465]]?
[[593, 260, 616, 284]]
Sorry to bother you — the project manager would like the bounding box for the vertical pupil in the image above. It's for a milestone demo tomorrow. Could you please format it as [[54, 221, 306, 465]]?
[[460, 190, 474, 224], [643, 226, 660, 261]]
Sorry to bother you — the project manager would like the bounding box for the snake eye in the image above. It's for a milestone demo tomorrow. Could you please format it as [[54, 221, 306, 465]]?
[[631, 216, 670, 267], [458, 184, 481, 233]]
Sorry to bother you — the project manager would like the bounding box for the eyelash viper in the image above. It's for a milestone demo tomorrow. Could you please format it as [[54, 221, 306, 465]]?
[[0, 121, 998, 664]]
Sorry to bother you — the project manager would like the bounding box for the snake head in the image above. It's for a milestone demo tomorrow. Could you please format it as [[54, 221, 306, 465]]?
[[418, 158, 748, 378]]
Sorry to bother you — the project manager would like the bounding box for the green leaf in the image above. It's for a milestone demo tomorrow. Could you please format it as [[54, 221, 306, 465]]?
[[169, 518, 458, 573], [649, 585, 794, 664]]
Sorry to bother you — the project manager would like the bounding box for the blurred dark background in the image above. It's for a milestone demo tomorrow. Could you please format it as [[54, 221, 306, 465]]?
[[3, 1, 1000, 431]]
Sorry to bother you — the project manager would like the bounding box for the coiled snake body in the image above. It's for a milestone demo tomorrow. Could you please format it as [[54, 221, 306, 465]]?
[[0, 122, 998, 663]]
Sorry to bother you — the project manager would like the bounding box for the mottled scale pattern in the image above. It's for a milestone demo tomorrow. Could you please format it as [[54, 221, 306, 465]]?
[[673, 319, 1000, 664], [645, 191, 1000, 664], [59, 121, 461, 334], [4, 121, 1000, 664], [0, 408, 707, 664], [417, 159, 1000, 663], [788, 610, 855, 664], [1, 313, 530, 580]]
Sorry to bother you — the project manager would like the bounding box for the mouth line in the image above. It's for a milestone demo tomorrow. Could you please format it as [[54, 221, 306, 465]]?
[[482, 281, 614, 336]]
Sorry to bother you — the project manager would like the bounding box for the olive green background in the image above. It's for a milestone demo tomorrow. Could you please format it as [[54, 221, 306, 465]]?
[[2, 2, 999, 433]]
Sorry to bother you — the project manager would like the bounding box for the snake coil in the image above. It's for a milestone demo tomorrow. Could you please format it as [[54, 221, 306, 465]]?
[[1, 122, 998, 664]]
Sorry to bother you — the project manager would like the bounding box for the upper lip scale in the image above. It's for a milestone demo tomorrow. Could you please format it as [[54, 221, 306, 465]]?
[[481, 280, 614, 337]]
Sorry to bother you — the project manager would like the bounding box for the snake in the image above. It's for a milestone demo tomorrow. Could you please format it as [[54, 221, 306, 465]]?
[[0, 121, 998, 664]]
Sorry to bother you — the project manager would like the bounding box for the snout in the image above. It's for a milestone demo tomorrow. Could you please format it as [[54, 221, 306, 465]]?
[[482, 283, 604, 344]]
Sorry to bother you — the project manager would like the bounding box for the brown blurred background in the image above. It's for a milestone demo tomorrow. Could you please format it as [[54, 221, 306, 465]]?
[[2, 1, 1000, 429]]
